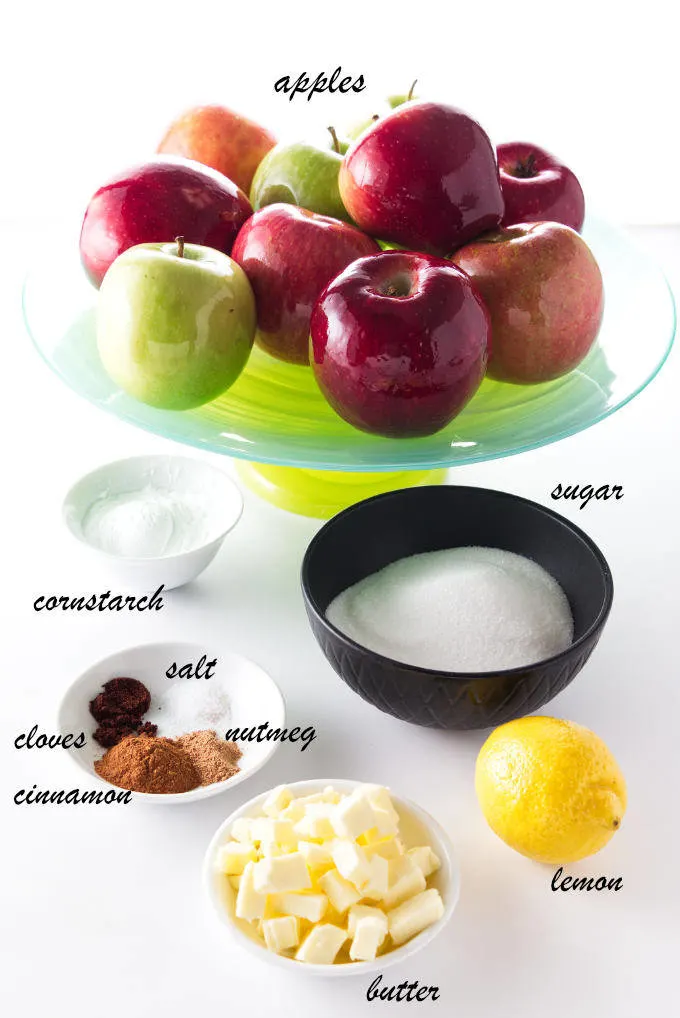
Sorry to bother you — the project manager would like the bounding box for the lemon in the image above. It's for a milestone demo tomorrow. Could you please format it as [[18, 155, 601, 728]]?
[[475, 716, 626, 864]]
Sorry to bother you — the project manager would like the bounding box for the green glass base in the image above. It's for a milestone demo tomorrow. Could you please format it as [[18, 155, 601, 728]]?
[[236, 462, 447, 519]]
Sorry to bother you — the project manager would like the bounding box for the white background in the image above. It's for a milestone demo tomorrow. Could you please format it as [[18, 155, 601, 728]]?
[[2, 0, 680, 225], [2, 3, 679, 1016]]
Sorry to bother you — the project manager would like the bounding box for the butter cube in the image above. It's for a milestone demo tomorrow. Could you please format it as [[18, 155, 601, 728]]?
[[348, 904, 388, 937], [364, 785, 399, 823], [262, 785, 293, 818], [250, 817, 297, 847], [318, 869, 361, 913], [296, 924, 347, 964], [349, 916, 387, 961], [252, 852, 312, 894], [215, 841, 257, 875], [298, 788, 341, 805], [262, 915, 299, 953], [382, 856, 427, 909], [407, 845, 441, 879], [281, 789, 341, 823], [388, 888, 444, 945], [331, 840, 371, 888], [331, 789, 376, 840], [298, 840, 333, 870], [361, 854, 389, 901], [258, 840, 286, 858], [230, 817, 254, 843], [294, 804, 336, 840], [364, 837, 404, 861], [370, 805, 400, 838], [274, 892, 328, 923], [280, 800, 306, 823], [235, 862, 267, 920]]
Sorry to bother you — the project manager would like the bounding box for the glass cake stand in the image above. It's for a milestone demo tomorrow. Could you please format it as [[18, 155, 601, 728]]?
[[23, 218, 676, 517]]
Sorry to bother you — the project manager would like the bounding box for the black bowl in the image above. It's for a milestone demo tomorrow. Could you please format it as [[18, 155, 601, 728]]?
[[301, 485, 613, 731]]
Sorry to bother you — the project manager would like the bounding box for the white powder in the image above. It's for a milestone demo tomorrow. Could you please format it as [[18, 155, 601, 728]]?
[[81, 486, 218, 558], [146, 682, 232, 738], [326, 546, 574, 672]]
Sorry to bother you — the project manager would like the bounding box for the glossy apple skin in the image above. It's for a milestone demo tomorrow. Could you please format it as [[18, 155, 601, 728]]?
[[498, 142, 585, 231], [249, 141, 349, 222], [231, 204, 380, 365], [310, 251, 490, 437], [339, 102, 504, 256], [452, 223, 603, 384], [80, 157, 252, 288], [97, 242, 255, 410], [157, 104, 276, 193]]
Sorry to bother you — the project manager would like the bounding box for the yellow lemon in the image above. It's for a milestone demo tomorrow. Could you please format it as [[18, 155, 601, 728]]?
[[475, 716, 626, 864]]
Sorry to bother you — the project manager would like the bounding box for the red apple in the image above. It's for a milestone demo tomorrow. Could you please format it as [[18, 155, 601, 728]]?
[[497, 142, 585, 231], [339, 101, 504, 256], [158, 104, 276, 194], [452, 223, 603, 384], [310, 251, 490, 437], [80, 157, 252, 288], [231, 204, 380, 365]]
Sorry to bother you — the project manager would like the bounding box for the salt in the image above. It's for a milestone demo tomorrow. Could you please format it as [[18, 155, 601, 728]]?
[[146, 682, 232, 738], [326, 546, 574, 672]]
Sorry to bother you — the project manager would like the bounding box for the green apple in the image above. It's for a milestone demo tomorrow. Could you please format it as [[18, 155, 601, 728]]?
[[250, 132, 349, 221], [345, 81, 419, 141], [97, 240, 256, 410]]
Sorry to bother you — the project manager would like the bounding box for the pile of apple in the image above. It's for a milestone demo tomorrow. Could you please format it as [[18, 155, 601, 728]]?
[[81, 93, 604, 439]]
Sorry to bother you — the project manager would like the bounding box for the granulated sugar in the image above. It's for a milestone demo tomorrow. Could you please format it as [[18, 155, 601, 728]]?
[[326, 546, 574, 672]]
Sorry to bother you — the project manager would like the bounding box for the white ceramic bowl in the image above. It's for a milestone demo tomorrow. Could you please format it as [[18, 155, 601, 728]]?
[[58, 641, 285, 804], [204, 778, 460, 977], [63, 454, 243, 590]]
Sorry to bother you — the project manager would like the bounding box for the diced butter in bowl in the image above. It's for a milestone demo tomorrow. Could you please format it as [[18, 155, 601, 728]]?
[[203, 779, 459, 976]]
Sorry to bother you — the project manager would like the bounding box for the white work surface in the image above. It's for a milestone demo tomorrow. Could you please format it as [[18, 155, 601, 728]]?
[[2, 224, 678, 1017]]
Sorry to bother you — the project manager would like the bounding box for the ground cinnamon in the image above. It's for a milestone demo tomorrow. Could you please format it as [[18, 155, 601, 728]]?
[[174, 729, 242, 786], [94, 733, 199, 793]]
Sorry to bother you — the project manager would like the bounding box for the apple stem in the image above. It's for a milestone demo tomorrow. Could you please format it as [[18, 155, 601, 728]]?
[[407, 79, 417, 101], [327, 126, 342, 154], [176, 236, 185, 258], [513, 153, 537, 178]]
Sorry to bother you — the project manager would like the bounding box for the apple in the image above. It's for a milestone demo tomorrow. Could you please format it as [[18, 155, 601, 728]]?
[[339, 102, 504, 255], [249, 129, 349, 221], [310, 251, 490, 437], [96, 239, 256, 410], [451, 222, 603, 384], [345, 80, 419, 141], [80, 157, 252, 288], [157, 104, 276, 193], [497, 142, 585, 231], [231, 203, 380, 365]]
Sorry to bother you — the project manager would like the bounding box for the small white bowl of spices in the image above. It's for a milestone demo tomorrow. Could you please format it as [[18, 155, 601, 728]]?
[[63, 454, 243, 590], [57, 641, 286, 804]]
